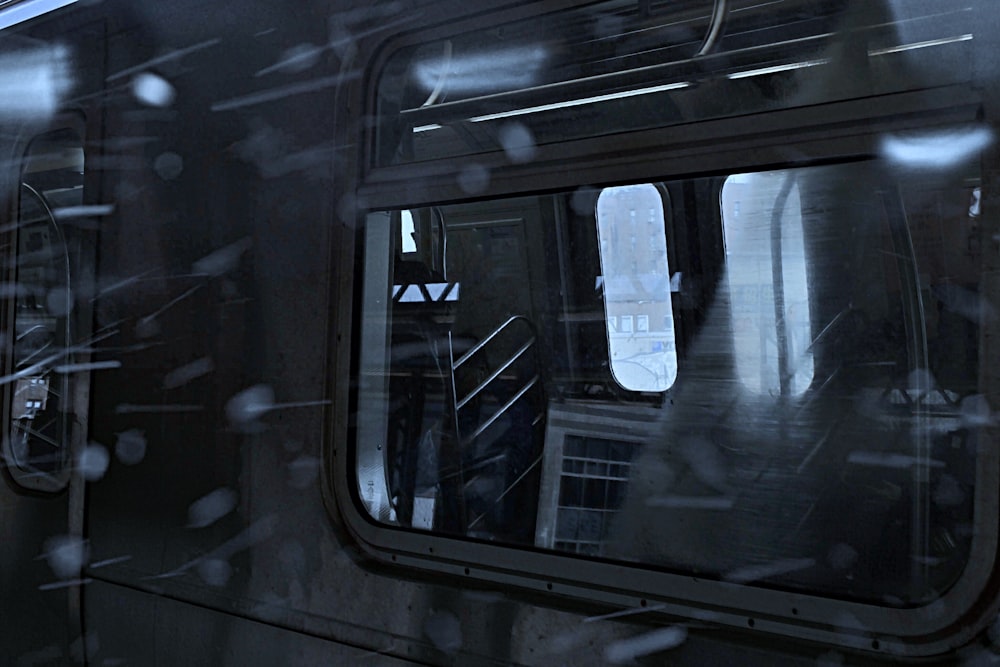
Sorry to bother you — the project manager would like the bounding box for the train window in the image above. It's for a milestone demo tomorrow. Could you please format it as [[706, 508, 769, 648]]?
[[354, 155, 986, 610], [374, 0, 975, 167], [400, 210, 417, 254], [722, 172, 813, 395], [1, 126, 87, 491], [596, 184, 677, 392]]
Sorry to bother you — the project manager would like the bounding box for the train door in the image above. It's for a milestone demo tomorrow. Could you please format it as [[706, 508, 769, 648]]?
[[0, 21, 104, 664]]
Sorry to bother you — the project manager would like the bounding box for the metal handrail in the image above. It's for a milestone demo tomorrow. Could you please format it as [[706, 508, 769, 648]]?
[[465, 374, 539, 445], [455, 336, 535, 410], [452, 314, 533, 370]]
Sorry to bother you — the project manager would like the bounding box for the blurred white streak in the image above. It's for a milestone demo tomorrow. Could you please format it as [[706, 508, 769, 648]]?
[[0, 0, 75, 31], [881, 127, 993, 170], [603, 626, 687, 664], [727, 59, 826, 80], [107, 38, 221, 81], [0, 44, 72, 120], [226, 384, 274, 426], [724, 557, 815, 584], [414, 46, 546, 96], [89, 555, 132, 569], [136, 284, 204, 333], [52, 204, 115, 220], [467, 81, 689, 124], [211, 72, 361, 112], [226, 384, 329, 429], [163, 357, 213, 389], [187, 487, 239, 528], [869, 34, 972, 57], [146, 514, 278, 581], [91, 270, 156, 301], [54, 360, 121, 374], [38, 577, 92, 591], [192, 238, 252, 277], [255, 43, 323, 77], [584, 603, 668, 623]]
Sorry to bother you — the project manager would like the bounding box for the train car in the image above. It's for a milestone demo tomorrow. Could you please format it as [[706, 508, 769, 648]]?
[[3, 0, 1000, 664]]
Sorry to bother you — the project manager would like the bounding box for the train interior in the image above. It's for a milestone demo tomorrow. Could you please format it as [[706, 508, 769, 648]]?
[[361, 158, 984, 606]]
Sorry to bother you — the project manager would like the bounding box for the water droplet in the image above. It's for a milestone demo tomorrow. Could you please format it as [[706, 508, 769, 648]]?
[[153, 152, 183, 180], [187, 487, 239, 528], [114, 430, 146, 466], [604, 627, 687, 664], [457, 164, 489, 194], [192, 238, 252, 277], [424, 610, 462, 655], [163, 357, 214, 389], [131, 72, 176, 108], [498, 122, 536, 163], [43, 535, 88, 579], [827, 543, 859, 571], [225, 384, 274, 429], [197, 558, 232, 587], [46, 287, 73, 317], [271, 44, 321, 74], [78, 444, 109, 481], [287, 456, 320, 489]]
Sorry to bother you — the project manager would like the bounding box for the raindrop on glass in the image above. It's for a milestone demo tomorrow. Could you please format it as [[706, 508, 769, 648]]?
[[153, 152, 184, 180], [131, 72, 176, 108], [43, 535, 88, 579], [78, 444, 110, 482], [114, 430, 146, 466], [187, 487, 239, 528]]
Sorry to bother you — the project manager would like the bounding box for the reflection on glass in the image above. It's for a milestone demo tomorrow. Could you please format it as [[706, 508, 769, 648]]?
[[722, 172, 814, 395], [357, 160, 983, 605]]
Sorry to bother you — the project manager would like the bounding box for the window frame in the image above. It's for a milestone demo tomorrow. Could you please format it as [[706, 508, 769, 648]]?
[[1, 113, 88, 493], [329, 4, 999, 657]]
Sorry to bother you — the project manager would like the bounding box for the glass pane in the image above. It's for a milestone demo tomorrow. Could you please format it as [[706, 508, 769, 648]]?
[[4, 128, 84, 479], [375, 0, 975, 166], [722, 172, 814, 395], [356, 158, 982, 605], [596, 184, 677, 392]]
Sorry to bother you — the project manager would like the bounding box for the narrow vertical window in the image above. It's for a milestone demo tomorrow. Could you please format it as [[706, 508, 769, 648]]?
[[400, 209, 417, 254], [596, 184, 677, 392], [3, 126, 85, 491], [722, 171, 813, 396]]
